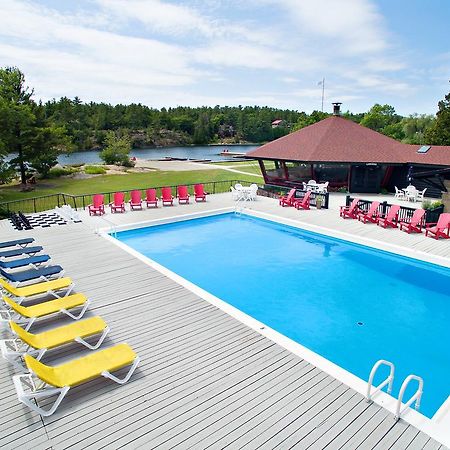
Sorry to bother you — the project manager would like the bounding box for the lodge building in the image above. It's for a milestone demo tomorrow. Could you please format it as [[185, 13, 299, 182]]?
[[247, 103, 450, 198]]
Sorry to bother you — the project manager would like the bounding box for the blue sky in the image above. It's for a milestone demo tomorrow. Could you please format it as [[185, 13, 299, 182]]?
[[0, 0, 449, 115]]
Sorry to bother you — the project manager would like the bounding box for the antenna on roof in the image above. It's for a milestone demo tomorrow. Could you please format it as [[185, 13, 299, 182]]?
[[332, 102, 342, 116]]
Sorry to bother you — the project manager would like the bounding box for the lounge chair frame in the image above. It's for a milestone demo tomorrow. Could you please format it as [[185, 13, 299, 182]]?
[[13, 356, 140, 416]]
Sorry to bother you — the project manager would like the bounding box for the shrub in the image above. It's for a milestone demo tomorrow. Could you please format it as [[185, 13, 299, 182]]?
[[48, 167, 74, 178], [422, 200, 442, 210], [337, 186, 348, 193], [84, 165, 107, 175]]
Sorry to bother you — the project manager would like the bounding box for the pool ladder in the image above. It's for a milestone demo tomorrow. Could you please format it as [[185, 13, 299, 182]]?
[[366, 359, 423, 421]]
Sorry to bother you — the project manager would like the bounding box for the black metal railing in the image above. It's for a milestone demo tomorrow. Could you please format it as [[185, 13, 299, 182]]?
[[0, 180, 256, 216], [261, 184, 329, 209], [345, 195, 444, 225]]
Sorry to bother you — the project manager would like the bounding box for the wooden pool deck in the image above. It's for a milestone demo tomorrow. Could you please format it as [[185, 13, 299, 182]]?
[[0, 192, 448, 449]]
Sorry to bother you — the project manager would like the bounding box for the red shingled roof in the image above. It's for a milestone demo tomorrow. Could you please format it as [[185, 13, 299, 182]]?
[[248, 115, 450, 166]]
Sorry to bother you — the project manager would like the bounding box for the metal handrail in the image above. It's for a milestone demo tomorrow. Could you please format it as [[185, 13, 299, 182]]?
[[94, 215, 117, 237], [395, 374, 424, 421], [366, 359, 395, 402]]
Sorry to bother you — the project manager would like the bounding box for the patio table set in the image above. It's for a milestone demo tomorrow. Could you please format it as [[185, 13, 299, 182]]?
[[230, 183, 258, 201], [302, 180, 329, 194], [395, 185, 427, 202]]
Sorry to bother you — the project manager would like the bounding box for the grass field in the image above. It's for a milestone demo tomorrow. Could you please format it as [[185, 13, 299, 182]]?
[[0, 168, 263, 203]]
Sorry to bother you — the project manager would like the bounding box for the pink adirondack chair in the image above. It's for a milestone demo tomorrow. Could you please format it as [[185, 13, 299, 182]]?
[[294, 190, 311, 210], [279, 188, 297, 207], [399, 209, 426, 233], [357, 201, 380, 224], [88, 194, 105, 216], [194, 184, 207, 202], [340, 198, 360, 219], [177, 185, 190, 204], [145, 189, 158, 208], [129, 190, 143, 210], [377, 204, 400, 228], [425, 213, 450, 239], [110, 192, 125, 213], [161, 187, 174, 206]]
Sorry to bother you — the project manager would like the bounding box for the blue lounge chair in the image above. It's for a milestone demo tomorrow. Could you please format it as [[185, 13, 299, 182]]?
[[0, 266, 64, 285], [0, 255, 51, 270], [0, 238, 34, 249], [0, 246, 43, 259]]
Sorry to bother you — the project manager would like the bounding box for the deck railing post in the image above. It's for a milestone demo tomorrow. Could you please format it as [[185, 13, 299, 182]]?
[[346, 195, 350, 207], [33, 198, 37, 213]]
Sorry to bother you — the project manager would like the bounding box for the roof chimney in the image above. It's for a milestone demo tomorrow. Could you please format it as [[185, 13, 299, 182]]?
[[332, 102, 342, 116]]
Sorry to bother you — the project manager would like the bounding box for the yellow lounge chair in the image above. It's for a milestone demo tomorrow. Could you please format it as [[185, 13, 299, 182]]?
[[13, 343, 140, 416], [1, 317, 109, 369], [0, 293, 89, 330], [0, 276, 74, 304]]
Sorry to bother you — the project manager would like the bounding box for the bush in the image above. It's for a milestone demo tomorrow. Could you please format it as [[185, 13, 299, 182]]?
[[48, 167, 74, 178], [84, 165, 107, 175], [337, 186, 348, 193], [422, 200, 443, 210]]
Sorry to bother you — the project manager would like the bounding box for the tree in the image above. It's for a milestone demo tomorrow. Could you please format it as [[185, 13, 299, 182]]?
[[424, 91, 450, 145], [0, 67, 34, 185], [360, 104, 400, 133], [0, 67, 69, 186], [400, 114, 434, 144], [100, 130, 132, 165]]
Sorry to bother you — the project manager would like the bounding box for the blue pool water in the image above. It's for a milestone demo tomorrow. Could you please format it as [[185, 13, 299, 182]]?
[[115, 213, 450, 418]]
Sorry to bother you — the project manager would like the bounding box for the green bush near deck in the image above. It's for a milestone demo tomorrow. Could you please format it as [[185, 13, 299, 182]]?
[[84, 165, 107, 175], [47, 167, 76, 178]]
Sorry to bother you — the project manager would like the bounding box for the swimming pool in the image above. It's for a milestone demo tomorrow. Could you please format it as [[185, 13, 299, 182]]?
[[114, 213, 450, 418]]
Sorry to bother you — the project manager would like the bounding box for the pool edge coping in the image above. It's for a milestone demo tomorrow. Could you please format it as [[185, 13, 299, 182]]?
[[99, 207, 450, 447]]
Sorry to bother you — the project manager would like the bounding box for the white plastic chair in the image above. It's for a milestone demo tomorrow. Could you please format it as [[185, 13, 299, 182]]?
[[394, 186, 405, 200], [416, 188, 427, 202], [317, 182, 329, 194], [230, 186, 241, 201], [248, 184, 258, 201]]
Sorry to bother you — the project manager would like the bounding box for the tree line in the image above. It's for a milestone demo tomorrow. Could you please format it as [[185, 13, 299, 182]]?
[[1, 66, 449, 188]]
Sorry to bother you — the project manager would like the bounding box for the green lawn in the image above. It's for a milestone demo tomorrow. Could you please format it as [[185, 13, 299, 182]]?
[[0, 169, 263, 203]]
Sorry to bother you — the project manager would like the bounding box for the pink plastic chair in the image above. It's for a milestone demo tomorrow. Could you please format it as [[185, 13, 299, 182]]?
[[110, 192, 125, 213], [129, 190, 143, 210], [88, 194, 105, 216], [161, 187, 174, 206], [194, 184, 207, 202], [425, 213, 450, 239], [145, 189, 158, 208], [340, 198, 360, 219], [294, 190, 311, 210], [399, 209, 426, 233], [177, 185, 190, 204], [279, 189, 297, 207], [377, 204, 400, 228], [357, 201, 380, 224]]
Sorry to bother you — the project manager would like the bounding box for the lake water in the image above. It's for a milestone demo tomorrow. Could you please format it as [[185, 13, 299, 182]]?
[[41, 144, 258, 165]]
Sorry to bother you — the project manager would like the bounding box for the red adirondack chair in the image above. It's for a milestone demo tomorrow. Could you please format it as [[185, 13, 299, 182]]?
[[129, 190, 143, 210], [88, 194, 105, 216], [425, 213, 450, 239], [340, 198, 360, 219], [161, 187, 174, 206], [357, 201, 380, 224], [110, 192, 125, 213], [279, 188, 297, 207], [377, 204, 400, 228], [294, 190, 311, 210], [399, 209, 426, 233], [145, 189, 158, 208], [177, 185, 190, 204], [194, 184, 207, 202]]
